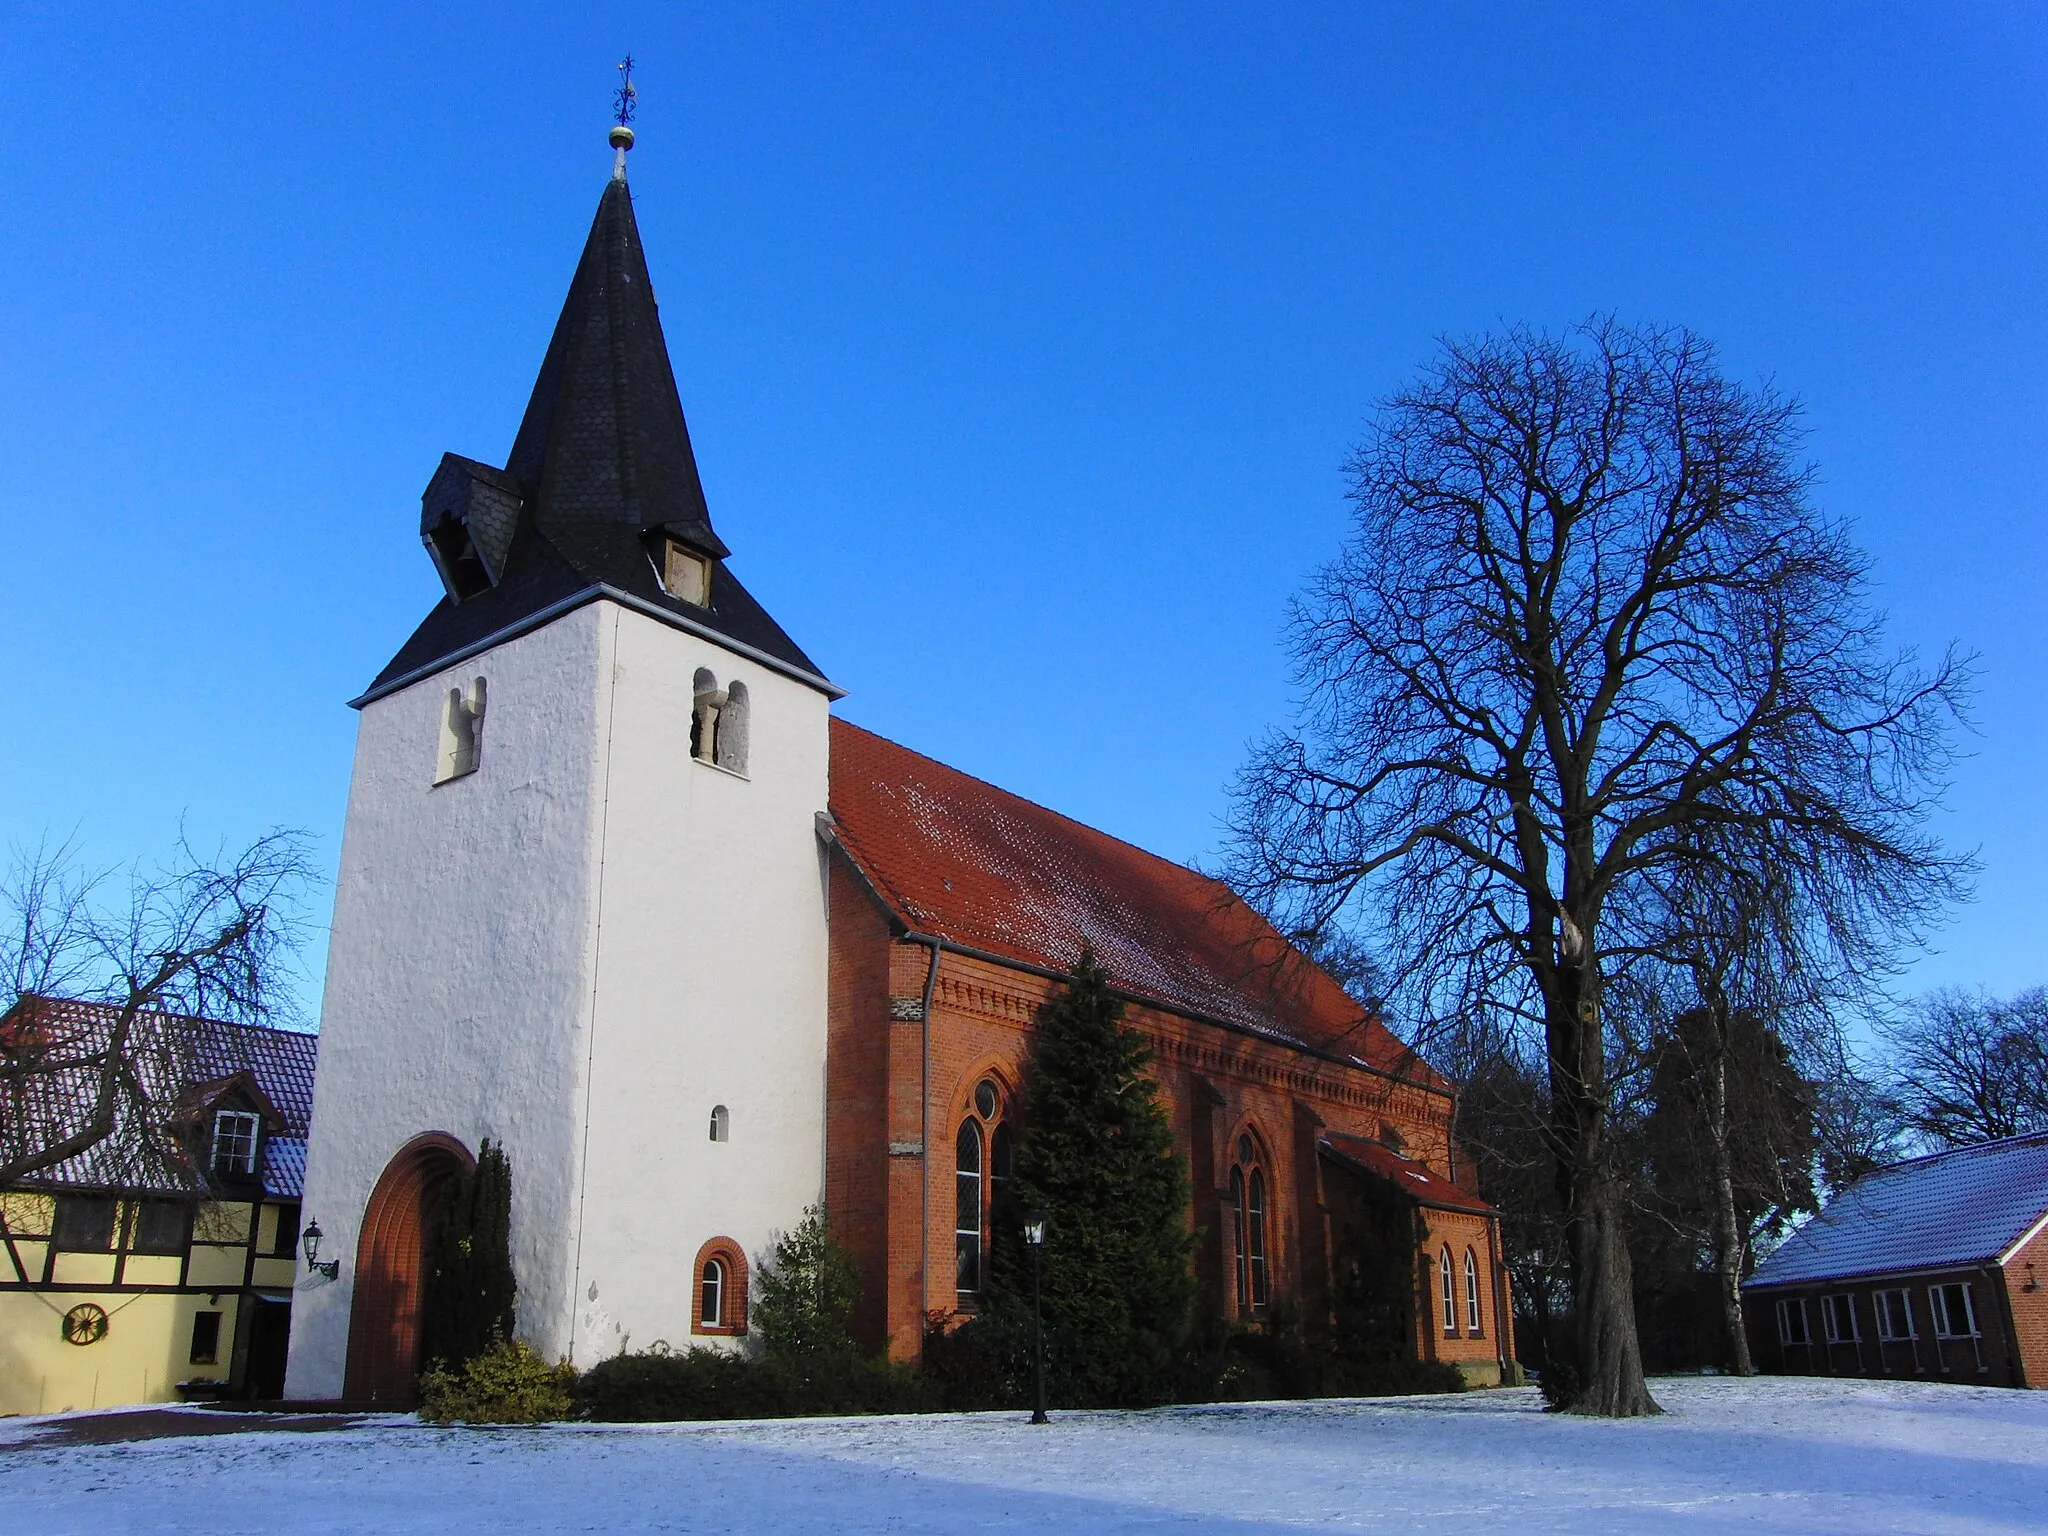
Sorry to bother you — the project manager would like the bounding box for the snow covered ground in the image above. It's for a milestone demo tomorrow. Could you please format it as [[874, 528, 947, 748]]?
[[4, 1376, 2045, 1534]]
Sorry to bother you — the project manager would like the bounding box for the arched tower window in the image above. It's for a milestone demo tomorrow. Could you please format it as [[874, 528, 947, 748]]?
[[1465, 1247, 1482, 1335], [691, 668, 724, 765], [1440, 1246, 1457, 1336], [715, 681, 749, 774], [708, 1104, 729, 1143], [1229, 1133, 1270, 1317], [954, 1075, 1010, 1303], [691, 1237, 748, 1336]]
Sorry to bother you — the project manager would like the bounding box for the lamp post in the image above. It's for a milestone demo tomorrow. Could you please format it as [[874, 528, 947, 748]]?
[[1024, 1210, 1048, 1425], [301, 1220, 339, 1281]]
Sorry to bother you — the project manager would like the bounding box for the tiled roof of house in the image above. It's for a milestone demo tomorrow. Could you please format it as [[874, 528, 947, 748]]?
[[1747, 1130, 2048, 1289], [826, 718, 1439, 1084], [359, 173, 832, 705], [1320, 1131, 1494, 1214], [1, 996, 317, 1197]]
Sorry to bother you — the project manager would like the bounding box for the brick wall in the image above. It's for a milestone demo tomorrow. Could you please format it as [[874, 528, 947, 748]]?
[[2004, 1223, 2048, 1388], [825, 900, 1511, 1369]]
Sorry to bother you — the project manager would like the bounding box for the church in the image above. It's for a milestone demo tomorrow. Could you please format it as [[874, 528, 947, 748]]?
[[283, 125, 1513, 1403]]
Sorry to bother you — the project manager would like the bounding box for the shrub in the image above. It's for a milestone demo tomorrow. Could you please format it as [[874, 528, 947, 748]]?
[[418, 1338, 574, 1424], [1538, 1357, 1583, 1411], [576, 1343, 933, 1422]]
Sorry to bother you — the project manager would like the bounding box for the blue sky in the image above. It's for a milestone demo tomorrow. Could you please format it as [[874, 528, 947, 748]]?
[[2, 5, 2042, 1016]]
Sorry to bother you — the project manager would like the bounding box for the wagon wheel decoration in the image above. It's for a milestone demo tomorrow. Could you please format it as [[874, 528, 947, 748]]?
[[62, 1303, 109, 1346]]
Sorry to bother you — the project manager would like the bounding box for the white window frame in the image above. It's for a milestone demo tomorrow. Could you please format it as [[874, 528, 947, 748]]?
[[210, 1110, 261, 1177], [1821, 1293, 1860, 1344], [700, 1258, 725, 1327], [1775, 1296, 1811, 1346], [1464, 1248, 1482, 1335], [1875, 1287, 1916, 1342], [1929, 1282, 1979, 1340], [1440, 1246, 1457, 1336]]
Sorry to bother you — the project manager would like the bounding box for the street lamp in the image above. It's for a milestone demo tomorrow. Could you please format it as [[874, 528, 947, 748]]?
[[301, 1220, 340, 1280], [1024, 1210, 1048, 1425]]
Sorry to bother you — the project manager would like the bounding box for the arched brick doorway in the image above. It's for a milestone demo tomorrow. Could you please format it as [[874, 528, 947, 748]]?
[[344, 1132, 473, 1402]]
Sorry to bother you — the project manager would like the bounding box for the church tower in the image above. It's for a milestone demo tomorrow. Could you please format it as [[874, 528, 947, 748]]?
[[285, 128, 839, 1399]]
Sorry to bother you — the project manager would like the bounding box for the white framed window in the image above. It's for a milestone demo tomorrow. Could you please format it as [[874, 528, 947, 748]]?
[[1821, 1293, 1860, 1344], [1775, 1297, 1811, 1346], [1929, 1282, 1979, 1340], [700, 1258, 725, 1326], [955, 1119, 983, 1297], [210, 1111, 261, 1177], [1875, 1287, 1916, 1342], [1464, 1247, 1482, 1335], [1441, 1246, 1457, 1336]]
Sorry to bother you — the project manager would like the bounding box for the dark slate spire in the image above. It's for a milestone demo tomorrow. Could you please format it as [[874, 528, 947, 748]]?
[[358, 145, 837, 708], [505, 177, 729, 559]]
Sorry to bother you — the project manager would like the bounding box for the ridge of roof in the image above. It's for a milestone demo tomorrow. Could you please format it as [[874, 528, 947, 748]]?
[[826, 717, 1442, 1087]]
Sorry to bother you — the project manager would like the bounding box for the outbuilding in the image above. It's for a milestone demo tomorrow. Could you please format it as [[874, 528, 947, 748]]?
[[1743, 1131, 2048, 1388]]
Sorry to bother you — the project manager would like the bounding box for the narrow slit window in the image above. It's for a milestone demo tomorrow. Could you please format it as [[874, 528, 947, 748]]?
[[1229, 1165, 1248, 1315], [709, 1104, 729, 1143], [1247, 1169, 1269, 1309], [1440, 1246, 1457, 1336], [1465, 1248, 1482, 1334], [436, 677, 487, 783]]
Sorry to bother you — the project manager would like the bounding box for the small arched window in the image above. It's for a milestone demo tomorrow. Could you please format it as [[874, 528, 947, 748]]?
[[955, 1119, 984, 1297], [691, 668, 723, 765], [691, 1237, 748, 1336], [1465, 1248, 1482, 1335], [708, 1104, 729, 1143], [1440, 1246, 1457, 1336], [1230, 1133, 1270, 1316], [715, 681, 749, 775]]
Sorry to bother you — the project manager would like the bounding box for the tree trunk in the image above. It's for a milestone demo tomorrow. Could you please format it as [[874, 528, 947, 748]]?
[[1705, 1030, 1757, 1376], [1548, 948, 1661, 1416]]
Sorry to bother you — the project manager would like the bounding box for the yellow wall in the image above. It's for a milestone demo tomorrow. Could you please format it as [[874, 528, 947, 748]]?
[[0, 1290, 238, 1416]]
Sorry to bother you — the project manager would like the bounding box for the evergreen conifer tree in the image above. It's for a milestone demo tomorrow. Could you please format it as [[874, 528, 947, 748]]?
[[753, 1204, 859, 1360], [989, 948, 1195, 1406], [422, 1138, 517, 1370]]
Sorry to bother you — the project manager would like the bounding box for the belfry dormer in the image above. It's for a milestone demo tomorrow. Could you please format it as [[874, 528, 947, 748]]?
[[357, 126, 834, 708]]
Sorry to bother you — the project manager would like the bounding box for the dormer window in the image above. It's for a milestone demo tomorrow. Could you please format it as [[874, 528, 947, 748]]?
[[210, 1110, 261, 1178], [661, 538, 712, 607]]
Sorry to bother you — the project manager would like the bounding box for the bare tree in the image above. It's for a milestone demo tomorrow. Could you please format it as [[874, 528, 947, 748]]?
[[0, 830, 315, 1192], [1227, 320, 1968, 1414], [1882, 987, 2048, 1147]]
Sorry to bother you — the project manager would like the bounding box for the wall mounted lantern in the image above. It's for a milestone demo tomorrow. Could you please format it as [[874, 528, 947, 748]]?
[[302, 1220, 340, 1280]]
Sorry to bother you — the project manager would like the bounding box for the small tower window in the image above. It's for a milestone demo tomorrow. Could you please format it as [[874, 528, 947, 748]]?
[[715, 681, 749, 775], [709, 1104, 729, 1143], [690, 669, 748, 776], [436, 677, 487, 783], [661, 539, 712, 607]]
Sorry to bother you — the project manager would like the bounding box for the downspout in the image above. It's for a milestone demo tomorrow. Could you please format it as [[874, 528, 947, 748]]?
[[915, 938, 941, 1331], [1485, 1211, 1509, 1383]]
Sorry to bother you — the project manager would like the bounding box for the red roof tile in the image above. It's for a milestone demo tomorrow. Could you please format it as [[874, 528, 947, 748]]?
[[1320, 1132, 1495, 1215], [827, 718, 1436, 1081]]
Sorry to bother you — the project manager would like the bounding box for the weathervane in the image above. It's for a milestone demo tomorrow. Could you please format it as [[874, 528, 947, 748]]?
[[610, 55, 638, 180]]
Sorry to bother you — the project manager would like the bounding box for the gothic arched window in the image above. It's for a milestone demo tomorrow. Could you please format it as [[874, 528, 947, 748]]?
[[1440, 1246, 1458, 1336], [955, 1119, 983, 1297], [1229, 1133, 1270, 1317], [1465, 1247, 1482, 1335]]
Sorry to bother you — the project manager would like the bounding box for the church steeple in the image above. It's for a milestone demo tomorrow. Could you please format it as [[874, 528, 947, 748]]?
[[360, 121, 835, 708], [504, 171, 728, 561]]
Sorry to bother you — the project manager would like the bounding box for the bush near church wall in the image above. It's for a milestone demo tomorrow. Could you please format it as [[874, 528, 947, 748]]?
[[575, 1343, 933, 1421]]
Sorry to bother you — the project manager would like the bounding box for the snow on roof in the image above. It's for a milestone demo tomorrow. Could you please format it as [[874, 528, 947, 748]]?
[[1748, 1130, 2048, 1289], [827, 718, 1438, 1080], [2, 996, 317, 1196], [1319, 1131, 1495, 1215]]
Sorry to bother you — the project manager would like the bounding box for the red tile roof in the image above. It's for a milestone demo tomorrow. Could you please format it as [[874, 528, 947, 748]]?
[[827, 718, 1437, 1083], [1320, 1132, 1495, 1215]]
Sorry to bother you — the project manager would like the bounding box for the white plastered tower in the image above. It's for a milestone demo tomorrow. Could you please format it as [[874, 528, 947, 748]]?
[[285, 138, 839, 1399]]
